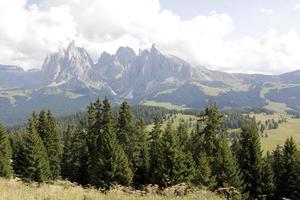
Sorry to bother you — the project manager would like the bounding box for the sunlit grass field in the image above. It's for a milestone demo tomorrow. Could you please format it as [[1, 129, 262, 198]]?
[[261, 117, 300, 152], [146, 113, 300, 153], [142, 100, 188, 110]]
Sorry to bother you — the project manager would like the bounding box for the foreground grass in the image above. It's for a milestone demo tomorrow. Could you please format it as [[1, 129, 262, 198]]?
[[0, 179, 223, 200]]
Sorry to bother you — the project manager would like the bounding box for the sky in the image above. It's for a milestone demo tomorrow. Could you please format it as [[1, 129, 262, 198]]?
[[1, 0, 300, 74]]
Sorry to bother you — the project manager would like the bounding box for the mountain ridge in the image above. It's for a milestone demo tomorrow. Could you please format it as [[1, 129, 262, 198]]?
[[1, 41, 300, 124]]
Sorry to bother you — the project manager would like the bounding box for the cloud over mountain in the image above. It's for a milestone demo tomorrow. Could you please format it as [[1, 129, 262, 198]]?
[[1, 0, 300, 74]]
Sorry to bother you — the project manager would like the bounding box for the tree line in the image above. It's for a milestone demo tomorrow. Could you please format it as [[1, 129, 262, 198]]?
[[0, 98, 300, 200]]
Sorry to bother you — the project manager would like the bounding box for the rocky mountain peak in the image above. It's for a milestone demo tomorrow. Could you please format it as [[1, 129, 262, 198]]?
[[0, 65, 24, 72], [98, 52, 114, 65], [116, 47, 136, 65], [41, 41, 94, 86], [66, 40, 82, 60], [150, 43, 158, 55]]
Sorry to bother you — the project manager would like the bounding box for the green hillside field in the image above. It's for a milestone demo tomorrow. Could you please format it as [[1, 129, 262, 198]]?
[[147, 113, 300, 153]]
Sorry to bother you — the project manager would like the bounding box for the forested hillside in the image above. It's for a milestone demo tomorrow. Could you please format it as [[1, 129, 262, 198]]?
[[1, 98, 300, 200]]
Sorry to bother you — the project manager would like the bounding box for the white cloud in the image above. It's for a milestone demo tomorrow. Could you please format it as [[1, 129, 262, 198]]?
[[293, 3, 300, 11], [0, 0, 299, 74], [260, 8, 273, 14]]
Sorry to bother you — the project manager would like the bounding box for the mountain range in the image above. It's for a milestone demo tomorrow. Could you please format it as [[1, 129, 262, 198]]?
[[1, 41, 300, 124]]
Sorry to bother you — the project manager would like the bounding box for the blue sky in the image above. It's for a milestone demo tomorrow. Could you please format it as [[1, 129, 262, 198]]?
[[161, 0, 300, 36], [1, 0, 300, 74]]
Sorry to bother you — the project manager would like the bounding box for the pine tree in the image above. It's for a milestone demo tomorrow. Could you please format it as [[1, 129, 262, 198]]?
[[21, 113, 50, 182], [277, 137, 300, 199], [46, 110, 62, 179], [292, 155, 300, 199], [90, 97, 133, 188], [198, 103, 224, 160], [117, 101, 149, 186], [214, 139, 243, 190], [61, 126, 73, 180], [149, 116, 164, 184], [37, 110, 47, 142], [177, 121, 190, 152], [272, 145, 284, 199], [273, 139, 300, 200], [61, 125, 89, 185], [159, 122, 195, 186], [261, 151, 275, 199], [0, 123, 13, 178], [197, 102, 226, 184], [36, 110, 62, 179], [10, 131, 25, 177], [131, 119, 150, 186], [231, 138, 241, 160], [117, 101, 133, 151], [193, 152, 215, 189], [190, 114, 216, 188], [86, 99, 102, 183], [238, 122, 263, 199]]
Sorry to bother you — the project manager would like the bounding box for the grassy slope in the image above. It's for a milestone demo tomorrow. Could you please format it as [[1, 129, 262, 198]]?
[[0, 179, 222, 200], [260, 84, 293, 113], [261, 117, 300, 152], [146, 113, 300, 153], [249, 113, 300, 152], [142, 101, 188, 110]]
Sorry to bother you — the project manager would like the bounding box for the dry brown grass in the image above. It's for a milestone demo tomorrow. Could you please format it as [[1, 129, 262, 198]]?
[[0, 178, 223, 200]]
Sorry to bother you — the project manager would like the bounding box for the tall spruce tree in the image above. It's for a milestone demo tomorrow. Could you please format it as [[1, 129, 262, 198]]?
[[86, 99, 102, 183], [198, 103, 224, 160], [177, 121, 190, 153], [261, 151, 275, 199], [117, 101, 149, 186], [61, 125, 89, 185], [193, 152, 215, 189], [280, 137, 299, 199], [231, 138, 241, 160], [131, 119, 150, 186], [238, 122, 263, 199], [149, 116, 164, 184], [272, 145, 284, 199], [37, 110, 62, 179], [9, 131, 25, 177], [158, 122, 195, 186], [214, 139, 243, 190], [46, 110, 62, 179], [21, 113, 50, 182], [61, 125, 74, 180], [117, 101, 133, 151], [190, 121, 216, 188], [0, 123, 13, 178], [37, 111, 47, 142], [90, 97, 133, 188], [197, 102, 226, 184], [292, 154, 300, 199]]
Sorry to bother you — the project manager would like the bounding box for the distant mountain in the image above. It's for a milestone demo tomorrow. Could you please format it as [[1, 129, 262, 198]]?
[[1, 41, 300, 124]]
